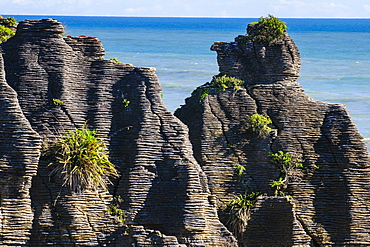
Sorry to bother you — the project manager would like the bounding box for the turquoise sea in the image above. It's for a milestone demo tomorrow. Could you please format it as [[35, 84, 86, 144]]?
[[8, 16, 370, 150]]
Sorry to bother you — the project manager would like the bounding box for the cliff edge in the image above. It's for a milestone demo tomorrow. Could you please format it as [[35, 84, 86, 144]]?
[[1, 16, 369, 247], [175, 19, 370, 246], [0, 19, 236, 246]]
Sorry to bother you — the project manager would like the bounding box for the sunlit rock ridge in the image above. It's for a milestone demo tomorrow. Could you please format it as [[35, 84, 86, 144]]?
[[0, 18, 235, 246], [175, 22, 370, 246], [0, 17, 369, 246]]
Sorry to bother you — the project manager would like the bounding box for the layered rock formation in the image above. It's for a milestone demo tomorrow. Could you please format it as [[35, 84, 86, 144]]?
[[175, 25, 370, 245], [0, 19, 236, 246], [0, 48, 42, 246], [1, 17, 369, 247]]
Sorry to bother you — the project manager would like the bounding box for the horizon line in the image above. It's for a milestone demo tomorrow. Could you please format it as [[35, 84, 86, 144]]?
[[3, 14, 370, 19]]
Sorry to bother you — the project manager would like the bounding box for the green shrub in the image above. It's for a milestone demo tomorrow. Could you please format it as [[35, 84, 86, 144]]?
[[211, 74, 244, 91], [0, 25, 15, 44], [270, 177, 293, 200], [225, 189, 262, 238], [269, 151, 303, 172], [110, 58, 122, 63], [234, 165, 246, 182], [199, 87, 210, 101], [48, 124, 118, 193], [198, 75, 244, 101], [4, 17, 17, 27], [122, 97, 130, 109], [246, 114, 272, 137], [107, 196, 126, 223], [249, 14, 287, 44], [269, 151, 302, 198], [53, 98, 64, 106], [270, 177, 286, 196]]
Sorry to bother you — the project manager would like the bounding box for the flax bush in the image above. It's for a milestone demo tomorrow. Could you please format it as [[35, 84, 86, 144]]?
[[48, 124, 118, 193], [225, 189, 262, 238]]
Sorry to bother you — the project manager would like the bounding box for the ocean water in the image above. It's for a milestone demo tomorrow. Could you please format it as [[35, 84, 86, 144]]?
[[9, 16, 370, 150]]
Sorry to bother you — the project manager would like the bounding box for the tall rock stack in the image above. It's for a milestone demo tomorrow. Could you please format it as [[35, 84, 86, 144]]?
[[1, 17, 370, 247], [0, 49, 42, 246], [211, 24, 300, 85], [175, 24, 370, 245], [0, 19, 236, 246]]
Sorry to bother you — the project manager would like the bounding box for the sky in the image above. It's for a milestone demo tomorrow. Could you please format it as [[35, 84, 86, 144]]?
[[2, 0, 370, 18]]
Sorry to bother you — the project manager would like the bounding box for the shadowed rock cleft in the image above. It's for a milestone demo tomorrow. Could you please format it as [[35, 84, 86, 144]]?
[[176, 18, 370, 246], [0, 17, 369, 247], [0, 19, 237, 246]]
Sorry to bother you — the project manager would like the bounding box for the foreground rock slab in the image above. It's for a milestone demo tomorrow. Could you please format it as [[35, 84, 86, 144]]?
[[0, 18, 236, 246]]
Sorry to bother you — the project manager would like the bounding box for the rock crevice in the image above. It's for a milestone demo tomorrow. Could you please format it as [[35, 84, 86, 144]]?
[[176, 26, 370, 246], [0, 19, 237, 246], [0, 17, 369, 246]]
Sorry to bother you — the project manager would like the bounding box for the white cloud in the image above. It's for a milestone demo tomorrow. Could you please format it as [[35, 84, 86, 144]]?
[[6, 0, 92, 6], [9, 0, 31, 5], [2, 0, 369, 18], [123, 7, 148, 15], [153, 4, 163, 11], [276, 0, 306, 7], [270, 0, 352, 17], [321, 2, 348, 9], [364, 4, 370, 12]]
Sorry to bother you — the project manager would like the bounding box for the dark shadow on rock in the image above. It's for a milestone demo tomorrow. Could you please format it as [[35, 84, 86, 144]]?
[[243, 197, 295, 246], [312, 105, 351, 243]]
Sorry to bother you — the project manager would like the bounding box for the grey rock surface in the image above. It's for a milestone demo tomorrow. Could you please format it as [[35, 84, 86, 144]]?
[[0, 19, 236, 246], [175, 26, 370, 246], [1, 17, 369, 247], [0, 50, 42, 246]]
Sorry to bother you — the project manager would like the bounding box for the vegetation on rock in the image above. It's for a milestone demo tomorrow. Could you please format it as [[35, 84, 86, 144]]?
[[52, 98, 64, 106], [107, 196, 126, 223], [246, 114, 273, 137], [4, 17, 17, 27], [234, 165, 246, 182], [225, 189, 262, 238], [0, 16, 17, 43], [48, 124, 118, 193], [122, 97, 130, 109], [249, 14, 287, 44], [199, 87, 210, 101], [199, 74, 244, 101], [0, 25, 15, 44], [110, 57, 122, 63], [211, 74, 244, 91], [269, 151, 302, 199]]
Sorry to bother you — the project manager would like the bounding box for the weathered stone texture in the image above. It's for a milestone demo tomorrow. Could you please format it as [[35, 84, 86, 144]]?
[[176, 29, 370, 245], [0, 19, 236, 246], [211, 27, 300, 84], [0, 52, 42, 245], [244, 197, 311, 246], [176, 88, 277, 207], [2, 17, 369, 247]]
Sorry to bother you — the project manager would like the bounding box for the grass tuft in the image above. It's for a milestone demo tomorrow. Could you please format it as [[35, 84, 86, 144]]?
[[48, 124, 118, 193]]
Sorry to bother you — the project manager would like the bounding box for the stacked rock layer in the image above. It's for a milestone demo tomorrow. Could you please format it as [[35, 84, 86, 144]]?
[[0, 17, 369, 246], [175, 26, 370, 246], [0, 19, 236, 246]]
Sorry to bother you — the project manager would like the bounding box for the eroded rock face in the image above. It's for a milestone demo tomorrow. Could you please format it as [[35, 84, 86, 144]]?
[[0, 50, 42, 246], [175, 29, 370, 246], [0, 19, 236, 246], [211, 25, 301, 84], [2, 17, 370, 247]]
